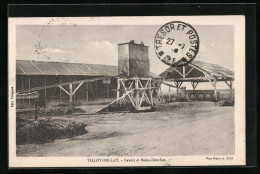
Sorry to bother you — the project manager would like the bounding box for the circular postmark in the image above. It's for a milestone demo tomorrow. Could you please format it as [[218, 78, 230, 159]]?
[[154, 21, 199, 67], [33, 18, 77, 61]]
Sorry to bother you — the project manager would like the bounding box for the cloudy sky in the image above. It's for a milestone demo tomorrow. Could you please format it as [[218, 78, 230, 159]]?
[[17, 25, 234, 74], [16, 25, 234, 89]]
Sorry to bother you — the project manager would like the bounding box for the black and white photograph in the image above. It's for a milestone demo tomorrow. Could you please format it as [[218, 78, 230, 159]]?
[[8, 16, 245, 167]]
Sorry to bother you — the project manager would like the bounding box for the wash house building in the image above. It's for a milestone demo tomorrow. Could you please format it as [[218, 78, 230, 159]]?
[[16, 60, 160, 109]]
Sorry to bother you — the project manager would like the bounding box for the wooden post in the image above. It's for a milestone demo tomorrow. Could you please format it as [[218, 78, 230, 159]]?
[[116, 79, 120, 101], [213, 77, 217, 101], [135, 79, 140, 110], [73, 84, 75, 104], [176, 82, 179, 99], [44, 76, 47, 107], [183, 66, 186, 78], [69, 83, 72, 106], [168, 86, 171, 101], [160, 86, 164, 102], [230, 80, 233, 101], [192, 82, 195, 90], [149, 79, 153, 105], [86, 82, 88, 103]]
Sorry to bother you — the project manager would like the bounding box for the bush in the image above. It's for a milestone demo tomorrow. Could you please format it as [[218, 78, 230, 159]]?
[[39, 106, 84, 116], [219, 100, 234, 106], [16, 117, 87, 145]]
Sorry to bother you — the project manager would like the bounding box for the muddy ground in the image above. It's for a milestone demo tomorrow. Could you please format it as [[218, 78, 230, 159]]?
[[17, 102, 234, 156]]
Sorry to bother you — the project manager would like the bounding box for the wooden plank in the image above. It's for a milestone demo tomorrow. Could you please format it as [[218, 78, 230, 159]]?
[[230, 80, 233, 100], [168, 86, 171, 101], [136, 106, 151, 111], [69, 83, 73, 106], [135, 79, 140, 110], [161, 82, 177, 88], [72, 82, 84, 95], [173, 68, 184, 77], [183, 66, 186, 78], [213, 77, 217, 101], [16, 95, 39, 100], [116, 79, 120, 101], [97, 89, 135, 113], [224, 80, 231, 88], [58, 85, 70, 96], [186, 67, 194, 77], [149, 80, 153, 105]]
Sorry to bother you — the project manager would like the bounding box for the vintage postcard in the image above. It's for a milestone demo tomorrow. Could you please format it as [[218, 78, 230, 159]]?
[[8, 16, 245, 167]]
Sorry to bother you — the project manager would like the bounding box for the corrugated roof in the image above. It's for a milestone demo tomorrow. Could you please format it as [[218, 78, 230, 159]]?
[[16, 60, 161, 78], [16, 60, 118, 76], [160, 61, 234, 80]]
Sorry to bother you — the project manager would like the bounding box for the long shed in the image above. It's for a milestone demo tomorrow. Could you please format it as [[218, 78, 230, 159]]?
[[16, 60, 160, 108]]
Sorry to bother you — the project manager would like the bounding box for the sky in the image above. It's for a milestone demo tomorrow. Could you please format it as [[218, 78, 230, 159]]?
[[16, 25, 234, 89]]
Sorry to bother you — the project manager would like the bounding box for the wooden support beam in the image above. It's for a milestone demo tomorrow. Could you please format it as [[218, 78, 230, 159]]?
[[191, 82, 195, 90], [135, 79, 140, 110], [58, 85, 70, 96], [138, 80, 150, 107], [168, 86, 171, 101], [116, 79, 120, 102], [213, 77, 218, 101], [224, 80, 231, 88], [149, 79, 153, 105], [73, 84, 75, 104], [97, 89, 135, 113], [72, 82, 84, 95], [194, 82, 199, 89], [186, 67, 194, 77], [191, 82, 199, 90], [69, 83, 73, 106], [183, 66, 186, 78], [230, 80, 233, 101], [173, 68, 184, 77]]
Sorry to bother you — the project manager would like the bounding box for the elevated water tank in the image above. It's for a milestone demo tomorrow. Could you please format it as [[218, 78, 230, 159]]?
[[118, 40, 150, 77]]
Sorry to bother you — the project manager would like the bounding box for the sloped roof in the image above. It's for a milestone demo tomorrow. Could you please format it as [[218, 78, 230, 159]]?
[[160, 61, 234, 81], [191, 61, 234, 78], [16, 60, 161, 78], [16, 60, 118, 76]]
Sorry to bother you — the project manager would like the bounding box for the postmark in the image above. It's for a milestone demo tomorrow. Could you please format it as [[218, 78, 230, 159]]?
[[154, 21, 199, 67], [34, 18, 77, 61]]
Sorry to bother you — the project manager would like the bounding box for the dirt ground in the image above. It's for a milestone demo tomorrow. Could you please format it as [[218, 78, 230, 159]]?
[[16, 102, 234, 157]]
